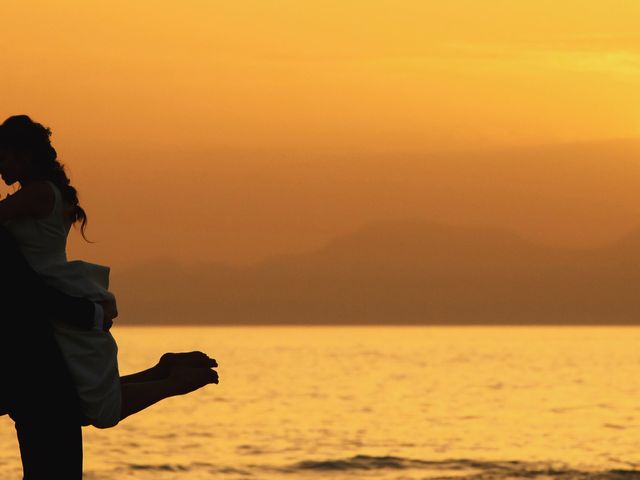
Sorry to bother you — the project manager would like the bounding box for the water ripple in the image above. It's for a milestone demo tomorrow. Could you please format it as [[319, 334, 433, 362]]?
[[284, 455, 640, 479]]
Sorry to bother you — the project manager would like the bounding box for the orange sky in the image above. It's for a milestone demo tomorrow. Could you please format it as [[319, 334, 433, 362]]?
[[1, 1, 640, 269]]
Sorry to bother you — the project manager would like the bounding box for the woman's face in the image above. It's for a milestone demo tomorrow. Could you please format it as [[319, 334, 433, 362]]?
[[0, 149, 29, 185]]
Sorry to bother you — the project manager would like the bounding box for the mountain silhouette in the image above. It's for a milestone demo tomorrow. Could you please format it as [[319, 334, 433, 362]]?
[[111, 220, 640, 325]]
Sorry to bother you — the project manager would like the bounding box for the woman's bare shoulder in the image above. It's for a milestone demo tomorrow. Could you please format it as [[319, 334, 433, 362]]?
[[0, 181, 55, 220]]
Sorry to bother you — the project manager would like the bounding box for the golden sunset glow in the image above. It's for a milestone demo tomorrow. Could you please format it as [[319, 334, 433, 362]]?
[[0, 1, 639, 269], [5, 3, 640, 479]]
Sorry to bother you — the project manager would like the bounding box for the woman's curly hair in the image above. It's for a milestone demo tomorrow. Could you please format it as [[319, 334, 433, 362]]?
[[0, 115, 89, 240]]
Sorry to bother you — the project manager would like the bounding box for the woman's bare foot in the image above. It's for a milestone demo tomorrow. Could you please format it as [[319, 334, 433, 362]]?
[[120, 352, 218, 385], [157, 351, 217, 378], [168, 366, 219, 396]]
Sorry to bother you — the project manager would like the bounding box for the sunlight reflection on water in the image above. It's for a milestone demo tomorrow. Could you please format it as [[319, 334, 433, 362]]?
[[2, 326, 640, 479]]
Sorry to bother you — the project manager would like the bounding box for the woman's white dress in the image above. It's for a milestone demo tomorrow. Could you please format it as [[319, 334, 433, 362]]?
[[4, 181, 121, 428]]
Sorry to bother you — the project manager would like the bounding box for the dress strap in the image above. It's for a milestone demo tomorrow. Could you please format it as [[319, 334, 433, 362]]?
[[44, 180, 63, 220]]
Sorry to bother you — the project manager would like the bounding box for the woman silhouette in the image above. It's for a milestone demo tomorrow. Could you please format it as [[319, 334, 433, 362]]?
[[0, 115, 218, 470]]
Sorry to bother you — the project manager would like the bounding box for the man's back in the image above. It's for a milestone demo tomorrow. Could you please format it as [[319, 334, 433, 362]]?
[[0, 226, 95, 479]]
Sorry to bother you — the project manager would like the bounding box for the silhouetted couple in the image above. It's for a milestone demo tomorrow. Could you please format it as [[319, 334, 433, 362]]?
[[0, 115, 219, 479]]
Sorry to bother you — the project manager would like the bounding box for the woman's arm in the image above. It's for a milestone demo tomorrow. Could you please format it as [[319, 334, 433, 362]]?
[[0, 181, 55, 223]]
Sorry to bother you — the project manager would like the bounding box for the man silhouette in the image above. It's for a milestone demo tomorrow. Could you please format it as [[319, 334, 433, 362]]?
[[0, 225, 106, 479]]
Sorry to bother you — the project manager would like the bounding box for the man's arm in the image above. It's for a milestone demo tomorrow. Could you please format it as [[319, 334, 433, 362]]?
[[0, 226, 96, 330]]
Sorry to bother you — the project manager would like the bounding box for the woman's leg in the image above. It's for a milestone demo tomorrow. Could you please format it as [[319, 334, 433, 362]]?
[[120, 351, 217, 384], [120, 366, 218, 421]]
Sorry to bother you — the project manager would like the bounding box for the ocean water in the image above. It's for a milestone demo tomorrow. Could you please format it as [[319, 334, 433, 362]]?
[[2, 326, 640, 479]]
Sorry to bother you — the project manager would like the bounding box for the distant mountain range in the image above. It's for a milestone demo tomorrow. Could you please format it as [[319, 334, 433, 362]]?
[[110, 220, 640, 325]]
